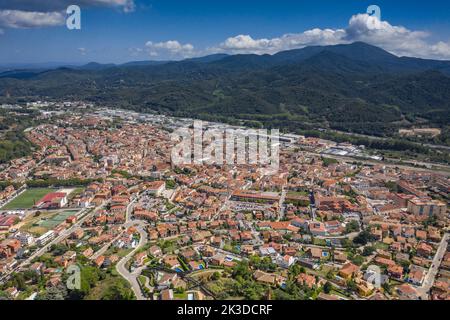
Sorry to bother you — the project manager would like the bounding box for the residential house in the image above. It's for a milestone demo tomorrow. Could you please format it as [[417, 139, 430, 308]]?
[[339, 263, 360, 280]]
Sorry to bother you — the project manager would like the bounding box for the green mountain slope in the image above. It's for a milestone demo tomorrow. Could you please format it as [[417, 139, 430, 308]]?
[[1, 42, 449, 137]]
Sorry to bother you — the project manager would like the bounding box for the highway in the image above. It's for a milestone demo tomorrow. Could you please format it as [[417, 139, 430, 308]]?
[[305, 150, 450, 177], [329, 129, 450, 152]]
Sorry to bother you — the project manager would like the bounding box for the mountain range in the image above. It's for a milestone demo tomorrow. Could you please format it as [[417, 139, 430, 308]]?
[[1, 42, 449, 137]]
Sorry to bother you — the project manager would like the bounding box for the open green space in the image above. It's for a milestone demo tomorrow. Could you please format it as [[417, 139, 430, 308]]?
[[1, 188, 55, 210], [287, 191, 309, 197], [19, 209, 80, 236], [38, 211, 76, 229]]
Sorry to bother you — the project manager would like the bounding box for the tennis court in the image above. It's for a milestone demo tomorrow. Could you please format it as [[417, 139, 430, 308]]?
[[38, 210, 79, 229]]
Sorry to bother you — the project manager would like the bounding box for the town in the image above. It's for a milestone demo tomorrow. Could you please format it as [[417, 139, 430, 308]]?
[[0, 102, 448, 301]]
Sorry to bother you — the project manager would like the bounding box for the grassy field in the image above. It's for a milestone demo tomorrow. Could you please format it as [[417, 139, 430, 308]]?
[[19, 210, 79, 236], [373, 242, 390, 251], [1, 188, 55, 210], [104, 247, 133, 258], [68, 187, 85, 200], [85, 274, 135, 300], [19, 211, 58, 236], [38, 211, 76, 229], [287, 191, 309, 197]]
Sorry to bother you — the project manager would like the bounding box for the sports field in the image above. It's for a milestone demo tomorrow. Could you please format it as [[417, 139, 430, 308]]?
[[39, 210, 79, 229], [1, 188, 55, 210], [20, 209, 80, 236]]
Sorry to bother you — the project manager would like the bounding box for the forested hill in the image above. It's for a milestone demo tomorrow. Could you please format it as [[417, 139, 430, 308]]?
[[1, 42, 450, 137]]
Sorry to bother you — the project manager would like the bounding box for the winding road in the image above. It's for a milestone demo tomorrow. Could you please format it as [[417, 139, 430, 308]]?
[[115, 220, 149, 300]]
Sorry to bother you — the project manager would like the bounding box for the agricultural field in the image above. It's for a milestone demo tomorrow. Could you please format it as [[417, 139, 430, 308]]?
[[1, 188, 55, 210]]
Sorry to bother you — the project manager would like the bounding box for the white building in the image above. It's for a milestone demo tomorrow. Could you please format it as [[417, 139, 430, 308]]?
[[277, 255, 296, 269], [15, 232, 35, 246], [146, 181, 166, 197], [36, 230, 56, 246]]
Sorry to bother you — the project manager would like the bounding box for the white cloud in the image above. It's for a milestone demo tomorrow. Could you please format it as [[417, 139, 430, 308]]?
[[0, 0, 136, 13], [344, 14, 438, 58], [0, 0, 135, 31], [0, 0, 136, 31], [83, 0, 135, 12], [121, 0, 135, 13], [430, 41, 450, 58], [94, 0, 136, 13], [215, 29, 347, 55], [145, 40, 195, 58], [128, 47, 143, 57], [78, 47, 87, 56], [0, 10, 65, 28], [212, 13, 450, 60]]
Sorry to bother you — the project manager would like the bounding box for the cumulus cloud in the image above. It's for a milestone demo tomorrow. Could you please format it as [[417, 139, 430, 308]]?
[[141, 14, 450, 60], [0, 10, 65, 28], [145, 40, 195, 58], [0, 0, 135, 13], [343, 14, 437, 58], [213, 13, 450, 60], [0, 0, 136, 32], [128, 47, 144, 57], [430, 42, 450, 58], [216, 29, 346, 55], [78, 47, 87, 56]]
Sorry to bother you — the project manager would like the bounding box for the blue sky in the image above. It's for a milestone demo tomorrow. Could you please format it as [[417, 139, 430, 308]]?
[[1, 0, 450, 64]]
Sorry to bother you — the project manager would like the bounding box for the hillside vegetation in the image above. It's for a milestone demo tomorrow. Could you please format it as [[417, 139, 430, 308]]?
[[1, 42, 449, 140]]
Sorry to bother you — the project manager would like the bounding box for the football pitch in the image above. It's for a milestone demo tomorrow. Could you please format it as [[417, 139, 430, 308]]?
[[1, 188, 55, 210]]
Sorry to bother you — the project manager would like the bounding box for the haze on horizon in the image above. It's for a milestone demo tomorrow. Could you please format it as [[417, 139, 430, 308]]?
[[0, 0, 450, 64]]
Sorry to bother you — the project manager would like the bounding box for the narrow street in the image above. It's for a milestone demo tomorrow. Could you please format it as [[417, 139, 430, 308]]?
[[115, 221, 148, 300], [416, 233, 449, 300], [278, 188, 287, 221]]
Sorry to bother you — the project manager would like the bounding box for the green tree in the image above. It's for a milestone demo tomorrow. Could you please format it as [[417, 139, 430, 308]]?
[[345, 221, 360, 234], [353, 230, 376, 246], [323, 282, 332, 294], [362, 246, 375, 257], [37, 284, 68, 300], [101, 281, 135, 300]]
